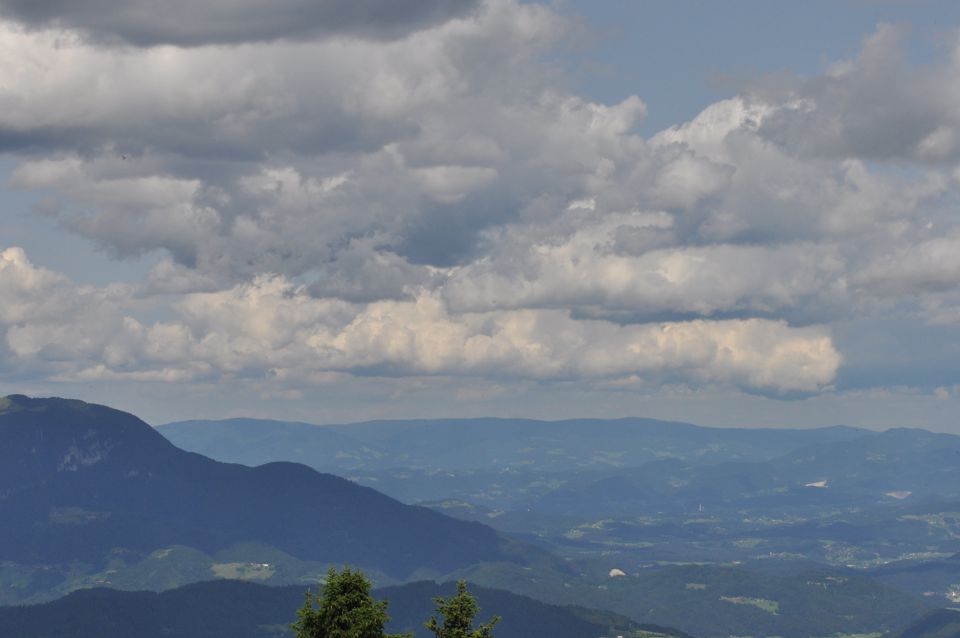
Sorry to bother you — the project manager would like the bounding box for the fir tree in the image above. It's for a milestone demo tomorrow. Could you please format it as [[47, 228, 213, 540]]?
[[293, 567, 409, 638], [425, 581, 500, 638]]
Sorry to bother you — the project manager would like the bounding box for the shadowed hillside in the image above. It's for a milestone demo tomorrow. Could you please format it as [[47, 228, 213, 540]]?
[[0, 395, 531, 584], [0, 579, 685, 638]]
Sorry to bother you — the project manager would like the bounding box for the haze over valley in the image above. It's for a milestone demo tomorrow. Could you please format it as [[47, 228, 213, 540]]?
[[0, 394, 957, 637]]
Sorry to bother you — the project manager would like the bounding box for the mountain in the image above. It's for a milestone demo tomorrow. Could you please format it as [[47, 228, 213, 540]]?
[[159, 416, 867, 474], [888, 609, 960, 638], [162, 417, 960, 512], [0, 395, 531, 590], [773, 428, 960, 500], [151, 418, 385, 470], [156, 412, 960, 591], [158, 416, 868, 513], [531, 426, 960, 517], [0, 579, 679, 638]]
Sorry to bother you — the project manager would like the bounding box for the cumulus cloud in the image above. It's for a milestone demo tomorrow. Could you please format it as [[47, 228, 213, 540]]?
[[651, 97, 946, 242], [0, 1, 576, 276], [752, 25, 960, 163], [0, 0, 480, 47], [2, 3, 959, 403], [443, 214, 846, 317], [0, 250, 840, 394], [0, 24, 419, 157], [0, 247, 140, 376], [854, 231, 960, 297], [0, 246, 74, 324]]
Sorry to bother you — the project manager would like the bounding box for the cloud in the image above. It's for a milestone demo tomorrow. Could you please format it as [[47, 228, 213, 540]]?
[[650, 97, 946, 242], [442, 214, 846, 318], [0, 0, 481, 47], [0, 250, 841, 394], [2, 5, 960, 403], [752, 25, 960, 163], [854, 231, 960, 297], [0, 24, 419, 158], [0, 0, 576, 278], [0, 246, 75, 324], [0, 247, 141, 377]]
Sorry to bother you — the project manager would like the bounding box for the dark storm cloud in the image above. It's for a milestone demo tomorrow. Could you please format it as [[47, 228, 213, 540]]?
[[0, 0, 480, 46]]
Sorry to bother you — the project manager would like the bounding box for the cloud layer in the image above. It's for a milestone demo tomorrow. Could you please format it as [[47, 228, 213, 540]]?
[[0, 247, 839, 393], [0, 0, 480, 46], [2, 1, 959, 410]]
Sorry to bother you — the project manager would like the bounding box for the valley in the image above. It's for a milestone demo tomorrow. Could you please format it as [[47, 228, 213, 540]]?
[[3, 395, 959, 637]]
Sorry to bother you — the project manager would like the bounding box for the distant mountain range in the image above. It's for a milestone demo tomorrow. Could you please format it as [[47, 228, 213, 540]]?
[[533, 427, 960, 517], [152, 407, 960, 637], [158, 414, 960, 519], [159, 416, 867, 473], [2, 394, 954, 638], [157, 416, 873, 513]]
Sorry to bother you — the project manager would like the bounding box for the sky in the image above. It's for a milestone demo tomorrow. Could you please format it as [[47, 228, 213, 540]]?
[[2, 0, 960, 431]]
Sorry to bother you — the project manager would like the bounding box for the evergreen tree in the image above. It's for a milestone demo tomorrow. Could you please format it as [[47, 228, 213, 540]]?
[[293, 567, 409, 638], [425, 581, 500, 638]]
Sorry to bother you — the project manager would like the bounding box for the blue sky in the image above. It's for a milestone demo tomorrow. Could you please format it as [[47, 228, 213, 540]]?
[[561, 0, 960, 133], [2, 0, 960, 431]]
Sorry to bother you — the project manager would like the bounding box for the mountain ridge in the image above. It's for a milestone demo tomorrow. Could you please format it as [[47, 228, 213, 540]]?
[[0, 394, 529, 580], [158, 415, 871, 475], [0, 579, 675, 638]]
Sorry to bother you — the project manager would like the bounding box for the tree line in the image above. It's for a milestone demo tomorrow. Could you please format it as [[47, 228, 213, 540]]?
[[293, 567, 500, 638]]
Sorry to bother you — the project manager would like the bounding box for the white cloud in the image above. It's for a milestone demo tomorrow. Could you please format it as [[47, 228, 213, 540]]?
[[0, 248, 840, 393], [2, 5, 960, 404], [854, 231, 960, 297], [443, 214, 846, 317]]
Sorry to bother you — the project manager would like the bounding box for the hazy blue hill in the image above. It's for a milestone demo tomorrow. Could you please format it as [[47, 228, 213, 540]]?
[[772, 428, 960, 499], [310, 418, 870, 470], [159, 416, 868, 473], [158, 418, 384, 470], [531, 426, 960, 518], [532, 458, 785, 516], [0, 579, 673, 638], [0, 395, 520, 581], [158, 416, 871, 514], [530, 457, 872, 519]]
